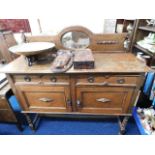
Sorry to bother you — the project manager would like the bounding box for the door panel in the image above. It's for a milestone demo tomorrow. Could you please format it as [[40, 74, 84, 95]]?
[[16, 85, 71, 112], [75, 87, 134, 114]]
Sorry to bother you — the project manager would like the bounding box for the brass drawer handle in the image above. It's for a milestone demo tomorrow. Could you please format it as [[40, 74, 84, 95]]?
[[96, 98, 111, 103], [50, 76, 57, 82], [39, 98, 53, 102], [88, 76, 94, 83], [24, 76, 31, 82], [117, 78, 125, 84]]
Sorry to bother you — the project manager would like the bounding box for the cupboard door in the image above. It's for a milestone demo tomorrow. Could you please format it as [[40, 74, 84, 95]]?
[[75, 87, 135, 115], [16, 85, 72, 113]]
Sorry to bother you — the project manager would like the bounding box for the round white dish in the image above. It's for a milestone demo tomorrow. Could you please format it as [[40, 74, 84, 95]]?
[[9, 42, 55, 56]]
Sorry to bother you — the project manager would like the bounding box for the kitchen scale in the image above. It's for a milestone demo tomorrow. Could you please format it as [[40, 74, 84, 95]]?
[[9, 42, 55, 66]]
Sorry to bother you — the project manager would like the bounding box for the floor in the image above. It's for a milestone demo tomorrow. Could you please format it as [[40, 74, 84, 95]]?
[[0, 116, 140, 135], [0, 96, 140, 135]]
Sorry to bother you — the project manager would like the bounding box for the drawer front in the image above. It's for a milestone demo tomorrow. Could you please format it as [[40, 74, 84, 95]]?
[[42, 75, 69, 83], [75, 87, 134, 114], [26, 92, 67, 108], [14, 75, 40, 83], [76, 75, 140, 86], [13, 75, 70, 85], [16, 85, 71, 112]]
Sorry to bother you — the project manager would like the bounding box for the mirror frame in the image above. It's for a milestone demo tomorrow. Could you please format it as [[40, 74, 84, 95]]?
[[56, 26, 93, 50], [26, 25, 127, 52]]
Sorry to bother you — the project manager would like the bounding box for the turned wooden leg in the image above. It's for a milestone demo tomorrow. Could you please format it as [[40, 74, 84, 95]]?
[[24, 113, 35, 131], [118, 116, 130, 135], [32, 114, 40, 130]]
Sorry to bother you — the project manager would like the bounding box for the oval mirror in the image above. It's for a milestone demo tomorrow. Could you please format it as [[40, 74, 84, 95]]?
[[61, 31, 90, 49]]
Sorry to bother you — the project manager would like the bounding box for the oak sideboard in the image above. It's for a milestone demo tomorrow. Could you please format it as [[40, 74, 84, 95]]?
[[0, 26, 150, 134]]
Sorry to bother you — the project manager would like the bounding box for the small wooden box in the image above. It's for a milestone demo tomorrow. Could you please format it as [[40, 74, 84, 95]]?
[[73, 50, 95, 69]]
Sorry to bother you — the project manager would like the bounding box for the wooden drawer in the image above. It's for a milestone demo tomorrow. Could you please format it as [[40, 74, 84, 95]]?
[[16, 85, 71, 112], [75, 75, 140, 86], [42, 75, 69, 84], [13, 75, 70, 85], [75, 87, 135, 114], [13, 75, 41, 83]]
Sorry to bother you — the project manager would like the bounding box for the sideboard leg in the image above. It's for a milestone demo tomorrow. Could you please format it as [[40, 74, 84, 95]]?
[[32, 114, 40, 130], [118, 116, 130, 135], [24, 113, 36, 131]]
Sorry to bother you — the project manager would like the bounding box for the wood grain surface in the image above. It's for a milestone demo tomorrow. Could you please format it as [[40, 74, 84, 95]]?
[[0, 53, 150, 74]]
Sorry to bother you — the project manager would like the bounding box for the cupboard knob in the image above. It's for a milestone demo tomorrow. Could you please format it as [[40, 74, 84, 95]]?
[[50, 77, 57, 82], [88, 77, 94, 83], [24, 76, 31, 82], [76, 100, 81, 107]]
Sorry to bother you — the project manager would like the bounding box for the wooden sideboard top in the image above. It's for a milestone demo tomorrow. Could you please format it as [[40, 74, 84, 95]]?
[[0, 53, 150, 74]]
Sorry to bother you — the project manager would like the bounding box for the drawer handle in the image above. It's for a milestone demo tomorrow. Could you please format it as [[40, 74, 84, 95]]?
[[39, 98, 53, 102], [24, 76, 31, 82], [96, 98, 111, 103], [88, 77, 94, 83], [50, 77, 57, 82], [117, 78, 125, 84]]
